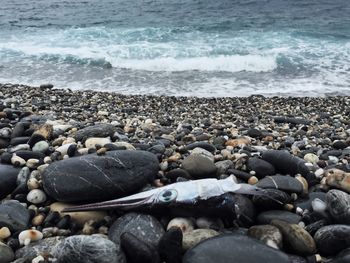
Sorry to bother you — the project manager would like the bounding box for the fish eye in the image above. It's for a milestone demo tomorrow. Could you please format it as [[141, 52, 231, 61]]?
[[159, 189, 177, 203]]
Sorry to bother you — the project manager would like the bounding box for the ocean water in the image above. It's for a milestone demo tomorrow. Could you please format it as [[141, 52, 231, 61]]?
[[0, 0, 349, 97]]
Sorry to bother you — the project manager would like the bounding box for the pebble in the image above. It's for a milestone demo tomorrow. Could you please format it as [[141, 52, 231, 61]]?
[[256, 175, 304, 194], [26, 189, 47, 204], [324, 168, 350, 193], [183, 234, 290, 263], [0, 200, 30, 232], [0, 242, 14, 263], [182, 154, 217, 179], [303, 153, 319, 164], [75, 123, 117, 142], [85, 137, 111, 149], [18, 229, 43, 246], [247, 157, 275, 178], [314, 225, 350, 256], [0, 164, 20, 199], [183, 229, 219, 250], [167, 218, 195, 233], [326, 189, 350, 224], [42, 150, 159, 202], [32, 141, 49, 153], [271, 219, 316, 256], [247, 225, 283, 249], [158, 227, 183, 263], [52, 235, 126, 263], [108, 213, 164, 247], [257, 210, 301, 224]]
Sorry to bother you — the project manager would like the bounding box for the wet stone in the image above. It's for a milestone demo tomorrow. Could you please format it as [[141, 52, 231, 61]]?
[[108, 213, 164, 247], [0, 242, 14, 263], [247, 225, 283, 249], [253, 189, 291, 210], [183, 234, 290, 263], [182, 229, 219, 250], [158, 227, 183, 263], [42, 150, 159, 202], [314, 225, 350, 256]]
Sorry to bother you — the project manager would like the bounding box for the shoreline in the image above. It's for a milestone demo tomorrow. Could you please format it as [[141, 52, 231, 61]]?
[[0, 82, 350, 262]]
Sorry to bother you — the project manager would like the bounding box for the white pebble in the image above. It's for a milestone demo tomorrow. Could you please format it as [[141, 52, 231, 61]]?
[[312, 198, 327, 213], [18, 229, 43, 246], [315, 168, 324, 178], [167, 217, 194, 233], [85, 137, 111, 149], [27, 178, 40, 190], [44, 156, 52, 164], [27, 189, 47, 204], [56, 143, 76, 155], [32, 141, 49, 153], [32, 255, 45, 263], [26, 159, 40, 169], [11, 154, 26, 167]]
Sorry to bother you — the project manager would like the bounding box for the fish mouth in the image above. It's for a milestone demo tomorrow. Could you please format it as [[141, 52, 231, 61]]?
[[62, 195, 153, 213]]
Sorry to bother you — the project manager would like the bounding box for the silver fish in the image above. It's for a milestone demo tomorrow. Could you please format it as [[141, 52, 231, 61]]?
[[63, 175, 275, 222]]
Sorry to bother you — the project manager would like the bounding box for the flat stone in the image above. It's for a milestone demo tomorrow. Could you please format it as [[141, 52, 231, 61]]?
[[256, 175, 304, 194], [108, 213, 164, 247], [185, 142, 216, 153], [252, 189, 291, 210], [75, 124, 117, 142], [42, 150, 159, 202], [52, 235, 125, 263], [0, 164, 20, 199], [257, 210, 301, 224], [183, 234, 290, 263], [314, 225, 350, 256], [262, 150, 309, 177], [273, 117, 310, 125], [0, 200, 30, 232], [182, 154, 217, 179]]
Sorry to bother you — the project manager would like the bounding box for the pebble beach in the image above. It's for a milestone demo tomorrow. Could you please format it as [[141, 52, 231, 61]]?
[[0, 83, 350, 263]]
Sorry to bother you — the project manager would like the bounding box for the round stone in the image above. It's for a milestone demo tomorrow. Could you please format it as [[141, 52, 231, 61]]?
[[314, 225, 350, 256]]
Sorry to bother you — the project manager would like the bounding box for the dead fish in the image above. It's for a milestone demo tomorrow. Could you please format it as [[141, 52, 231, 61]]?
[[63, 175, 277, 221]]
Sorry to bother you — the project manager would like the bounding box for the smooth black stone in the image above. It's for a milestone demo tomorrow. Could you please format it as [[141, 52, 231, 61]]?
[[247, 157, 276, 178], [256, 175, 304, 194], [0, 164, 20, 199], [75, 124, 117, 142], [183, 234, 290, 263], [1, 152, 14, 164], [262, 150, 309, 177], [148, 144, 166, 155], [247, 128, 262, 138], [109, 213, 164, 247], [121, 232, 160, 263], [185, 142, 216, 153], [158, 227, 183, 263], [11, 123, 25, 138], [165, 168, 192, 182], [52, 235, 125, 263], [10, 136, 31, 146], [305, 220, 328, 236], [253, 189, 291, 210], [227, 169, 252, 181], [333, 141, 348, 150], [314, 225, 350, 256], [295, 192, 327, 211], [235, 195, 256, 227], [42, 150, 159, 202], [27, 134, 45, 148], [274, 116, 310, 125], [56, 215, 71, 229], [0, 138, 9, 148], [257, 210, 301, 224], [15, 150, 45, 161], [0, 200, 30, 232], [66, 144, 77, 157], [104, 143, 124, 151]]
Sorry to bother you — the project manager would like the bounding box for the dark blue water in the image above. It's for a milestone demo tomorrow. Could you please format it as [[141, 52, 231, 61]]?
[[0, 0, 349, 96]]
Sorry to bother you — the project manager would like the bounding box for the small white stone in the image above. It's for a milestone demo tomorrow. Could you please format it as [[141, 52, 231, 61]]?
[[27, 178, 40, 190], [312, 198, 327, 213], [9, 144, 30, 153], [85, 137, 111, 149], [26, 159, 40, 169], [56, 143, 76, 156], [18, 229, 43, 246], [27, 189, 47, 204], [315, 168, 324, 178], [37, 164, 49, 173], [32, 255, 45, 263], [0, 227, 11, 240], [190, 148, 214, 161], [11, 154, 26, 167], [113, 141, 136, 150], [44, 156, 52, 164], [167, 218, 194, 233], [328, 156, 339, 164], [62, 137, 76, 145]]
